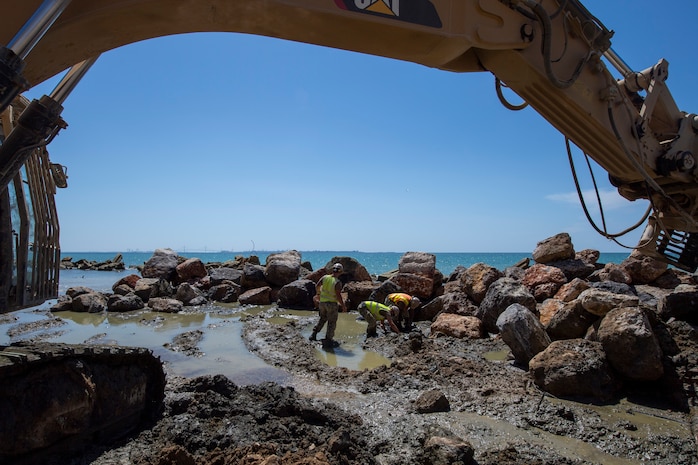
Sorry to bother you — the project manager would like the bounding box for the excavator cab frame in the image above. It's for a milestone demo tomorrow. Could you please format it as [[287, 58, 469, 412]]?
[[0, 96, 61, 311]]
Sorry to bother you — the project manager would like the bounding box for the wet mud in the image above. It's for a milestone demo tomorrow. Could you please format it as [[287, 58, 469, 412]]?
[[77, 307, 697, 465]]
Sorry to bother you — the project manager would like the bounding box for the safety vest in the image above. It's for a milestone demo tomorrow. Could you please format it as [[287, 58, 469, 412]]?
[[319, 275, 339, 303], [387, 293, 411, 309], [363, 301, 391, 321]]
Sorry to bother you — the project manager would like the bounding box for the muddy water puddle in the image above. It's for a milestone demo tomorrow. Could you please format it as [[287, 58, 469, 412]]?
[[0, 301, 391, 383], [448, 410, 642, 465], [483, 349, 509, 361], [268, 310, 392, 371]]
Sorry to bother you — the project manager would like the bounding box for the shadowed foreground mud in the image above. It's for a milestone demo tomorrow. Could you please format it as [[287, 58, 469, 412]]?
[[74, 307, 697, 465]]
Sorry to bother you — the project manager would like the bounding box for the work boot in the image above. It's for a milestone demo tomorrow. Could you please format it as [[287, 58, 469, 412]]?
[[366, 329, 378, 338], [322, 338, 339, 349], [309, 331, 317, 341]]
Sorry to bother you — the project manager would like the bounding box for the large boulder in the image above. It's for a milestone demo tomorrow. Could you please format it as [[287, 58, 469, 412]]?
[[597, 307, 664, 381], [414, 389, 450, 413], [521, 264, 567, 301], [546, 259, 596, 280], [306, 256, 372, 283], [538, 298, 565, 326], [496, 303, 551, 365], [398, 251, 436, 277], [241, 263, 268, 289], [532, 233, 575, 264], [460, 262, 502, 304], [589, 263, 632, 284], [265, 250, 302, 287], [389, 273, 434, 301], [208, 283, 240, 303], [382, 252, 440, 300], [545, 301, 598, 340], [239, 286, 272, 305], [71, 292, 108, 313], [107, 293, 145, 312], [176, 257, 208, 283], [421, 292, 477, 321], [277, 279, 316, 310], [111, 274, 141, 292], [657, 285, 698, 323], [208, 267, 243, 286], [142, 248, 179, 280], [175, 282, 206, 306], [419, 434, 474, 465], [476, 278, 537, 334], [578, 288, 639, 317], [430, 313, 483, 339], [620, 249, 668, 284], [553, 277, 589, 302], [529, 339, 619, 402], [134, 277, 174, 302], [342, 281, 379, 311], [147, 297, 183, 313], [368, 280, 403, 306]]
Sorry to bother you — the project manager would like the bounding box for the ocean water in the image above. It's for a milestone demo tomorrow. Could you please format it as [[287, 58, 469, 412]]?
[[2, 250, 630, 382], [61, 250, 631, 279]]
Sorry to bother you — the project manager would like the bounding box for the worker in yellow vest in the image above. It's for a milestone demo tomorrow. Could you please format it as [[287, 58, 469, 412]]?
[[310, 262, 347, 348], [357, 301, 401, 337], [385, 292, 421, 331]]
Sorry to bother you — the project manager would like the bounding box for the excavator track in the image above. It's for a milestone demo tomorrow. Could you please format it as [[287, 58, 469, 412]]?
[[0, 342, 166, 464]]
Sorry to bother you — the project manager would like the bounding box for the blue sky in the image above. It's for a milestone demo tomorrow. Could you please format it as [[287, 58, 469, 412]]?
[[24, 1, 698, 254]]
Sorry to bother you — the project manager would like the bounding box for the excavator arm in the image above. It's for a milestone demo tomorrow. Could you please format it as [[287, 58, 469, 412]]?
[[1, 0, 697, 314]]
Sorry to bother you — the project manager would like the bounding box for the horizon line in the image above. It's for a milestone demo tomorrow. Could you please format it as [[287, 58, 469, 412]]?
[[60, 249, 630, 255]]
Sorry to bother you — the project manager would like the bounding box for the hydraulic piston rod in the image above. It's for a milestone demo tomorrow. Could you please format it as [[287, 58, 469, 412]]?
[[7, 0, 73, 60], [0, 0, 73, 113]]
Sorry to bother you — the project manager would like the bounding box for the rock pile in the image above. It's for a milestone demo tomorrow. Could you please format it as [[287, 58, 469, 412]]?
[[51, 233, 698, 406], [60, 254, 125, 271]]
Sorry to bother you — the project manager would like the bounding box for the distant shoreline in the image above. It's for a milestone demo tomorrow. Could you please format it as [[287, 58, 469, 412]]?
[[59, 250, 631, 278]]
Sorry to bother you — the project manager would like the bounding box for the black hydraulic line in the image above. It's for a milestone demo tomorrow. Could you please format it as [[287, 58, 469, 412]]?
[[0, 56, 97, 193], [521, 0, 589, 89], [565, 137, 651, 248], [0, 95, 65, 192], [495, 78, 528, 111], [0, 47, 30, 114]]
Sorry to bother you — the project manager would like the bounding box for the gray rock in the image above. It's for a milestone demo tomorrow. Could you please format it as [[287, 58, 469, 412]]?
[[496, 303, 551, 365], [241, 263, 268, 289], [175, 282, 204, 305], [598, 307, 664, 381], [239, 286, 272, 305], [532, 232, 575, 264], [529, 339, 619, 401], [461, 262, 502, 304], [142, 248, 179, 280], [208, 267, 243, 286], [107, 293, 145, 312], [277, 279, 316, 310], [147, 297, 183, 313], [71, 292, 107, 313], [545, 301, 597, 340], [414, 389, 450, 413], [579, 288, 639, 317], [264, 250, 302, 287], [476, 278, 536, 334], [208, 283, 240, 303], [657, 286, 698, 323]]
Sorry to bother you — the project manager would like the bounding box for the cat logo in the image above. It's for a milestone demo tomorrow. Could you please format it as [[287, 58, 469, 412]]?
[[334, 0, 442, 28]]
